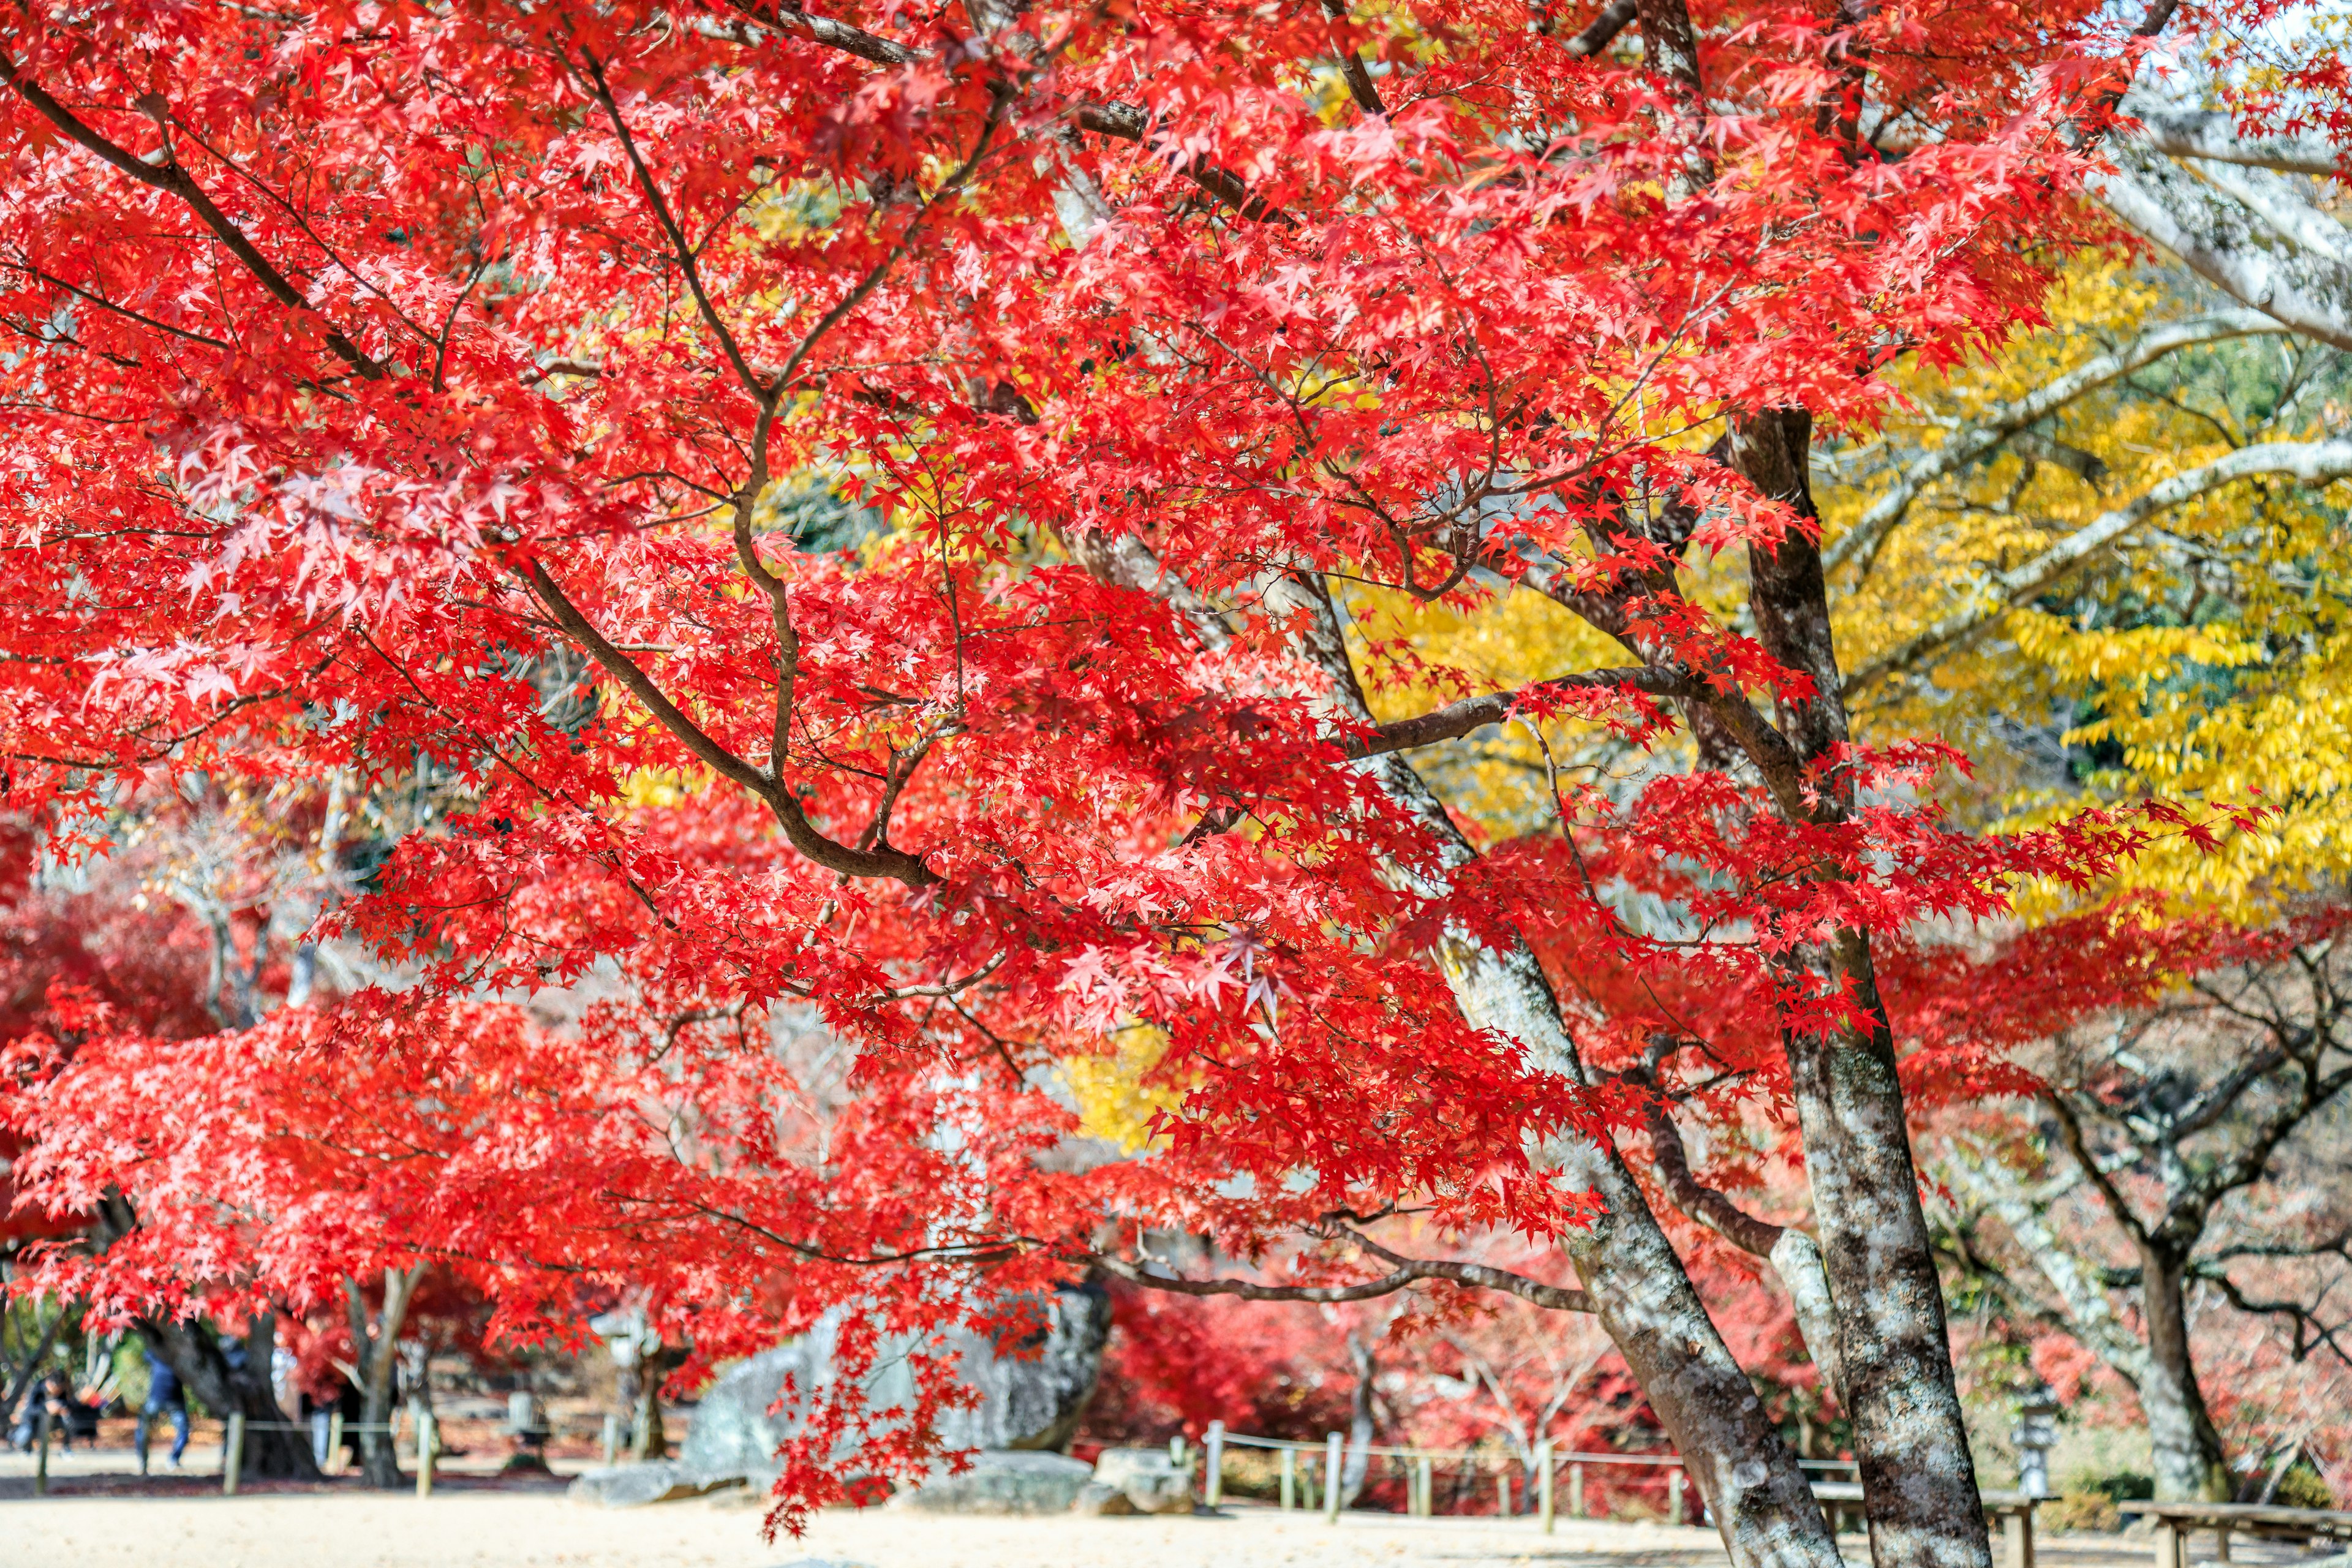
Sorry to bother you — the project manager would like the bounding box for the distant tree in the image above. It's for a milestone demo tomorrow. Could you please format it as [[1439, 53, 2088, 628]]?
[[1936, 911, 2352, 1501]]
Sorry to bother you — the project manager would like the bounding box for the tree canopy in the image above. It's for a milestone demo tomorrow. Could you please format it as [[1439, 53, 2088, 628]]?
[[2, 0, 2347, 1553]]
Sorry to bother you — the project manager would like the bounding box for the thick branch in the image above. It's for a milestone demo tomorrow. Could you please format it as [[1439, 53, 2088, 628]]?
[[1561, 0, 1638, 54], [1643, 1099, 1785, 1256], [2133, 110, 2350, 179], [1321, 0, 1389, 118], [0, 59, 385, 379], [1359, 668, 1687, 756], [2092, 157, 2352, 350]]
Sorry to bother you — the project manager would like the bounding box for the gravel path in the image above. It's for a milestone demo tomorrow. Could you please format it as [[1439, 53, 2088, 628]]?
[[0, 1449, 2307, 1568]]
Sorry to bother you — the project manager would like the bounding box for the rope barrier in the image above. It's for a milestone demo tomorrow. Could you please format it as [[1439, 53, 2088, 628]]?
[[1202, 1421, 1860, 1530], [1216, 1430, 1686, 1466]]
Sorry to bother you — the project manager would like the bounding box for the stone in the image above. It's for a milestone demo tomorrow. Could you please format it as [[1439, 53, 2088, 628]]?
[[1071, 1480, 1138, 1516], [567, 1461, 725, 1508], [889, 1450, 1096, 1515], [678, 1284, 1112, 1486], [935, 1285, 1111, 1454], [1091, 1447, 1194, 1515], [677, 1341, 822, 1483]]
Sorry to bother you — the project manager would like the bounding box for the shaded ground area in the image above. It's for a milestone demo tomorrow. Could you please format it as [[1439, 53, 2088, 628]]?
[[3, 1449, 2342, 1568]]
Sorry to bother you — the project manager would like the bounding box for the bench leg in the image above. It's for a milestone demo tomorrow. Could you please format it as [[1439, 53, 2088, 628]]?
[[2003, 1511, 2034, 1568]]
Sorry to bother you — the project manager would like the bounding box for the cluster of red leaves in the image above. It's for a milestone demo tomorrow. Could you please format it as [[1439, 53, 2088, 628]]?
[[0, 0, 2303, 1528]]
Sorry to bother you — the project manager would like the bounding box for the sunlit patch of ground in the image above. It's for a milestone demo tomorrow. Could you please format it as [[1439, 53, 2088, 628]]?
[[2, 1446, 2337, 1568]]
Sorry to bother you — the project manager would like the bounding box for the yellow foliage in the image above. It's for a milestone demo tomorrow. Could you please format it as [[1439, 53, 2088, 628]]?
[[1826, 255, 2352, 918], [1340, 256, 2350, 920], [1062, 1025, 1187, 1154]]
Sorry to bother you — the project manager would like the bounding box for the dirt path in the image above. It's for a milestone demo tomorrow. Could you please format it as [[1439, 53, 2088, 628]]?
[[0, 1452, 2313, 1568]]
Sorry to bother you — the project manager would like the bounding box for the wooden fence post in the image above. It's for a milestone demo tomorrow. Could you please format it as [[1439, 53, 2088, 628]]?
[[1280, 1447, 1296, 1511], [1668, 1468, 1684, 1527], [415, 1410, 437, 1499], [224, 1412, 246, 1496], [34, 1406, 50, 1496], [1498, 1470, 1513, 1518], [601, 1412, 619, 1467], [1415, 1453, 1433, 1517], [1570, 1461, 1585, 1520], [326, 1409, 344, 1475], [1323, 1432, 1343, 1523], [1204, 1422, 1224, 1508], [1538, 1441, 1555, 1532]]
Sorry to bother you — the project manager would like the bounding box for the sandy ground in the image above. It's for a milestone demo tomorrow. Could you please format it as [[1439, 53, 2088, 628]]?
[[1, 1444, 2324, 1568]]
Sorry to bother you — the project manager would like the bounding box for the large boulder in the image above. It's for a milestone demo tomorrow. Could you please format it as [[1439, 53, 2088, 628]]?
[[889, 1450, 1096, 1515], [679, 1284, 1112, 1487], [938, 1285, 1111, 1453], [677, 1341, 823, 1483], [1091, 1447, 1193, 1515]]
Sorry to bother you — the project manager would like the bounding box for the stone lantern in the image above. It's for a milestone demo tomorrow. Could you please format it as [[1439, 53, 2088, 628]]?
[[2010, 1379, 2060, 1499]]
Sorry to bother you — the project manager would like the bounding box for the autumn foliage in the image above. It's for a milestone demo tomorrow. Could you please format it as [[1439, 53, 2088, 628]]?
[[0, 0, 2333, 1544]]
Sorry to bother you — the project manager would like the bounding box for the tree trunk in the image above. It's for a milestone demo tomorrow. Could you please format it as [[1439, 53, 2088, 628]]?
[[1275, 570, 1844, 1568], [2138, 1248, 2230, 1501], [629, 1342, 685, 1461], [1729, 411, 1992, 1568], [1782, 936, 1988, 1568], [1342, 1334, 1376, 1506], [138, 1313, 320, 1480], [345, 1266, 424, 1488], [1060, 553, 1844, 1568]]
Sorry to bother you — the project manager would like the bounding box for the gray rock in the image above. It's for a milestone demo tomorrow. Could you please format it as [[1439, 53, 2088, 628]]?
[[1071, 1480, 1138, 1516], [1092, 1447, 1193, 1515], [938, 1284, 1111, 1453], [679, 1285, 1112, 1485], [567, 1461, 722, 1508], [678, 1341, 821, 1483], [889, 1450, 1096, 1515]]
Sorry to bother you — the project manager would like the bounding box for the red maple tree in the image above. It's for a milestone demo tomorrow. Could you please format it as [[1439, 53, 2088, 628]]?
[[0, 0, 2318, 1558]]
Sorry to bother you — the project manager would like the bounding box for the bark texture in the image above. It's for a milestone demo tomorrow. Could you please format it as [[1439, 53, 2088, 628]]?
[[1726, 411, 1991, 1568], [2137, 1249, 2231, 1501]]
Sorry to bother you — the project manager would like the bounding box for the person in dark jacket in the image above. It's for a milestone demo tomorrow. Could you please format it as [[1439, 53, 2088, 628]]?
[[135, 1348, 190, 1472], [9, 1371, 82, 1450]]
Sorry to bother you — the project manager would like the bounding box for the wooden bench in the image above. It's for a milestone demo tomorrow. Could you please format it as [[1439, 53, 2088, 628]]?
[[2119, 1501, 2352, 1568], [1812, 1483, 2040, 1568]]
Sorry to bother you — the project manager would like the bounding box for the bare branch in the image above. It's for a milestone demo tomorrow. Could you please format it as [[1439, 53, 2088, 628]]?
[[1823, 310, 2293, 578], [1359, 668, 1687, 756], [1097, 1237, 1595, 1313], [2133, 109, 2350, 179], [522, 562, 938, 886]]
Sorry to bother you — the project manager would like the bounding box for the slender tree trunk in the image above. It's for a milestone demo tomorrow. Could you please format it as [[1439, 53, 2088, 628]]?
[[1342, 1335, 1376, 1506], [629, 1343, 685, 1461], [2138, 1249, 2230, 1501], [1730, 411, 1991, 1568], [345, 1267, 424, 1488]]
